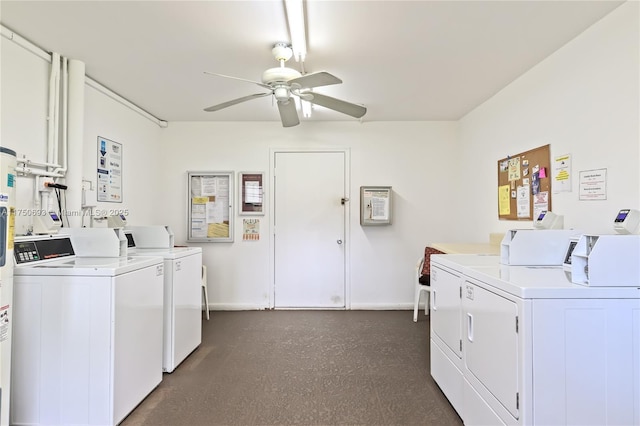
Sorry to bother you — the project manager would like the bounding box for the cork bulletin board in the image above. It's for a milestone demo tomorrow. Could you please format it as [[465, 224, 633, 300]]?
[[497, 144, 551, 220]]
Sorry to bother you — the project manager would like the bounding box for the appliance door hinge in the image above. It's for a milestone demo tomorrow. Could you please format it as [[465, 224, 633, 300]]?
[[459, 286, 462, 299], [516, 392, 520, 409], [459, 339, 462, 352], [515, 316, 519, 333]]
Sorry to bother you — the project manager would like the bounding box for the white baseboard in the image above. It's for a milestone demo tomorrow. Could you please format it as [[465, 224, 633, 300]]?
[[204, 303, 414, 311], [206, 303, 268, 311], [349, 303, 413, 310]]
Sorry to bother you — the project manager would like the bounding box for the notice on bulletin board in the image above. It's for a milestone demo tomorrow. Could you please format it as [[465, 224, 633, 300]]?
[[508, 157, 521, 181], [97, 136, 123, 202], [498, 185, 511, 215], [516, 185, 531, 218]]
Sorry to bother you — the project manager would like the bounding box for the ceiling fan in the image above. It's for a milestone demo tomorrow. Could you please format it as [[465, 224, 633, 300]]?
[[203, 43, 367, 127]]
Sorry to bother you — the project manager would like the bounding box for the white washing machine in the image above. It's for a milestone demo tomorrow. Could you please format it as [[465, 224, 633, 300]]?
[[125, 228, 202, 373], [11, 235, 164, 426]]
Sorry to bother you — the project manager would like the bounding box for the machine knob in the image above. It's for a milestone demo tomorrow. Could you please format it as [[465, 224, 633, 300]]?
[[337, 239, 343, 245]]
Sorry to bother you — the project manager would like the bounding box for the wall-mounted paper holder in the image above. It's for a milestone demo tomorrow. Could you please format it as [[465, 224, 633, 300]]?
[[360, 186, 392, 226]]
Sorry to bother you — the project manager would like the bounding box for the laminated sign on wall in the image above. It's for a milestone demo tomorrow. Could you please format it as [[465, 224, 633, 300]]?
[[97, 136, 123, 202]]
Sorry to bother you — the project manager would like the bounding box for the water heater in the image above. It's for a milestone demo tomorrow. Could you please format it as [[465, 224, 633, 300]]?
[[0, 147, 16, 426]]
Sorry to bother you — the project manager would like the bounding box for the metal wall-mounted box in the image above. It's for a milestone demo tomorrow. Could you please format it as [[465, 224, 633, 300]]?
[[360, 186, 392, 226]]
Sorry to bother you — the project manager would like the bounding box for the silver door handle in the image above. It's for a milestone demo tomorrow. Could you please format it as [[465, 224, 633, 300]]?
[[337, 239, 343, 244]]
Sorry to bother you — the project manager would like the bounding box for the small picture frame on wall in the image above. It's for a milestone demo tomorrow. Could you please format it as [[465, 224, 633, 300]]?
[[239, 172, 265, 216]]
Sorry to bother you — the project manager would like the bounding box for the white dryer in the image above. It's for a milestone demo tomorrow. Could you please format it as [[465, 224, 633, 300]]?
[[431, 253, 640, 426], [126, 228, 202, 373], [11, 235, 164, 426]]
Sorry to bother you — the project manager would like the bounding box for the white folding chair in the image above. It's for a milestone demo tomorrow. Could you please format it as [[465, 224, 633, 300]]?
[[202, 264, 210, 320], [413, 257, 431, 322]]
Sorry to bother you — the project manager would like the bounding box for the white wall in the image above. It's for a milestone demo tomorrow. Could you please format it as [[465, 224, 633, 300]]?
[[1, 33, 164, 235], [1, 37, 50, 234], [159, 121, 459, 309], [458, 1, 639, 239], [83, 86, 164, 224]]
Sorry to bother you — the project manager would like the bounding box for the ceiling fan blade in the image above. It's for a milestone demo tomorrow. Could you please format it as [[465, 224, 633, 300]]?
[[297, 92, 314, 101], [288, 71, 342, 89], [277, 100, 300, 127], [306, 92, 367, 119], [204, 71, 271, 89], [204, 93, 270, 112]]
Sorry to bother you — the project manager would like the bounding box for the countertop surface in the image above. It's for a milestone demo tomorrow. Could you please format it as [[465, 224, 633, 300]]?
[[430, 242, 500, 255]]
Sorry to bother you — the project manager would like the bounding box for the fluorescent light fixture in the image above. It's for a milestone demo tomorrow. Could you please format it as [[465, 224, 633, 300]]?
[[294, 95, 313, 118], [285, 0, 307, 62], [301, 99, 312, 118]]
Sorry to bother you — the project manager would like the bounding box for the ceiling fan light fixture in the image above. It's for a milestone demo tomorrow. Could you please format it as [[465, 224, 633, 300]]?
[[274, 86, 290, 103], [284, 0, 307, 62]]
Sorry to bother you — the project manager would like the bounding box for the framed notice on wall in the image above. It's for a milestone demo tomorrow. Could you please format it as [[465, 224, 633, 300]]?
[[238, 172, 264, 215], [360, 186, 393, 226], [97, 136, 123, 202], [187, 171, 234, 242]]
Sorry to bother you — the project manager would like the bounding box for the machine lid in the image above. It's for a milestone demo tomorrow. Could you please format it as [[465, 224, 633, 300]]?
[[14, 255, 165, 276], [129, 246, 202, 259]]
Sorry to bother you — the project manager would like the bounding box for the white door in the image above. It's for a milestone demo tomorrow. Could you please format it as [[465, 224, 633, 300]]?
[[168, 252, 202, 372], [463, 279, 519, 419], [431, 264, 463, 358], [273, 151, 346, 308]]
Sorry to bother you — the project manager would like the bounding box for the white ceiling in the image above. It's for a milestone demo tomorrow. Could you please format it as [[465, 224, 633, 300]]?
[[0, 0, 624, 124]]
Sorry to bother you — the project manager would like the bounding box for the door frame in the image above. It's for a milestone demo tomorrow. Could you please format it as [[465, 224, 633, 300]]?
[[268, 147, 351, 309]]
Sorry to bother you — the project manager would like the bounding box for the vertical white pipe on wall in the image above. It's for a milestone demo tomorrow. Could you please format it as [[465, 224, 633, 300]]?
[[65, 59, 85, 228], [60, 58, 68, 173], [46, 54, 60, 169], [53, 55, 61, 171]]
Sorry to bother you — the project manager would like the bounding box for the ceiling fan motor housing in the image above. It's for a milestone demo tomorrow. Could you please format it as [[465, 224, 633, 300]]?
[[262, 67, 302, 85]]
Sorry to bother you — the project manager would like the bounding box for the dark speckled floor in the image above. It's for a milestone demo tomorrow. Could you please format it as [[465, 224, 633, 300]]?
[[120, 310, 463, 426]]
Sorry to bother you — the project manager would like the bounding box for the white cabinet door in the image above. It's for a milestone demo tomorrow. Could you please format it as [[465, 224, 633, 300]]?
[[431, 264, 462, 358], [532, 298, 640, 426], [114, 267, 164, 424], [463, 280, 519, 419], [169, 253, 202, 372]]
